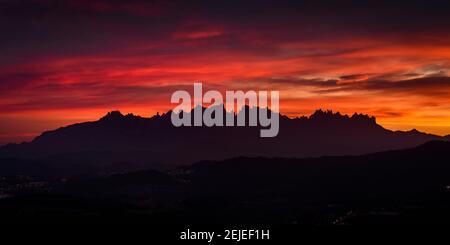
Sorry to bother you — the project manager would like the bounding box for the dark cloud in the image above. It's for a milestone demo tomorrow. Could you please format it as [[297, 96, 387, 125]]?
[[0, 71, 47, 91], [258, 77, 339, 88], [1, 0, 450, 65], [0, 81, 195, 112], [317, 76, 450, 97], [340, 74, 372, 80]]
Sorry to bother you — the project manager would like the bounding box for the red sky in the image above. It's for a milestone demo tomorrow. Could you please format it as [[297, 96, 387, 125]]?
[[1, 0, 450, 144]]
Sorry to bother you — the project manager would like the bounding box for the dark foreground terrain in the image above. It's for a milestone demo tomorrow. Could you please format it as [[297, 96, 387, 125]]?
[[1, 141, 450, 224]]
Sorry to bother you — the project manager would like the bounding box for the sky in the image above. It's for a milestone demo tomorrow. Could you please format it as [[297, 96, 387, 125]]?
[[1, 0, 450, 144]]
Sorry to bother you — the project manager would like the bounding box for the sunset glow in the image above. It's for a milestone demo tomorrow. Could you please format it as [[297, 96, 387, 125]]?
[[1, 0, 450, 144]]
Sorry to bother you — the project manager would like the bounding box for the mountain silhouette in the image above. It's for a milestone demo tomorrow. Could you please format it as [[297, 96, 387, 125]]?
[[0, 106, 447, 174]]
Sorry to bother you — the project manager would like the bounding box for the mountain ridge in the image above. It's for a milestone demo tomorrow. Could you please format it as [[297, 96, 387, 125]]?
[[1, 107, 383, 148], [0, 107, 447, 170]]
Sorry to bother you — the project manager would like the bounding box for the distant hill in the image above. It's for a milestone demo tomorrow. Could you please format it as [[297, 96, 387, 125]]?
[[0, 106, 447, 173], [169, 140, 450, 224], [2, 141, 450, 224], [184, 140, 450, 196]]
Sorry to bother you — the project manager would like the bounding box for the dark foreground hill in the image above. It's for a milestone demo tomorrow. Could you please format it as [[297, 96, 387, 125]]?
[[1, 141, 450, 224], [0, 107, 447, 174]]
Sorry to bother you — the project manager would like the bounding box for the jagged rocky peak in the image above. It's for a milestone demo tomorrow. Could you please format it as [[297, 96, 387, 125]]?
[[100, 110, 125, 121], [125, 113, 138, 118], [350, 112, 376, 124], [310, 109, 347, 120], [309, 109, 376, 124], [99, 111, 149, 123]]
